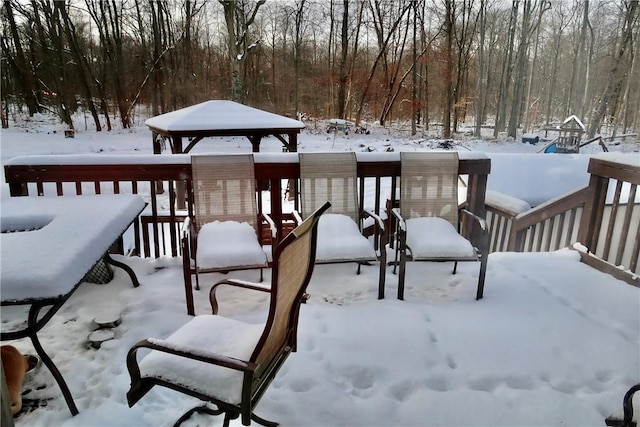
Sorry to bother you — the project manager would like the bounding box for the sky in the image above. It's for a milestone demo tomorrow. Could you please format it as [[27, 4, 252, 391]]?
[[1, 113, 638, 426]]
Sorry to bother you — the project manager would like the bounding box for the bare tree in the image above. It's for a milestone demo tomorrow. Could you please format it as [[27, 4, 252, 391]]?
[[474, 0, 486, 137], [1, 0, 39, 116], [588, 0, 639, 138], [443, 0, 453, 138], [354, 0, 411, 126], [219, 0, 266, 103], [58, 2, 102, 130], [494, 1, 519, 137]]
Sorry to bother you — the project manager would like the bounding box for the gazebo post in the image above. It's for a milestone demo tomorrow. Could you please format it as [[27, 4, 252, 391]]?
[[172, 135, 186, 209], [152, 132, 164, 194], [288, 132, 298, 152], [171, 135, 183, 154], [248, 134, 262, 152]]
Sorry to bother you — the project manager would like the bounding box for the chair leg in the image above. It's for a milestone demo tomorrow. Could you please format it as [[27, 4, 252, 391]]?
[[173, 404, 224, 427], [392, 241, 400, 274], [476, 254, 488, 300], [398, 249, 407, 300], [260, 268, 264, 282], [251, 412, 279, 427], [378, 256, 386, 300], [452, 261, 458, 274]]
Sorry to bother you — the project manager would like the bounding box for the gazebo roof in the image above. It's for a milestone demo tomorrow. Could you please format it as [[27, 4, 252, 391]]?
[[145, 100, 304, 136]]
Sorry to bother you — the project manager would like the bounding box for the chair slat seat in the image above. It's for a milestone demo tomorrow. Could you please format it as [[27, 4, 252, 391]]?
[[405, 217, 476, 259], [140, 315, 263, 405], [197, 221, 268, 269]]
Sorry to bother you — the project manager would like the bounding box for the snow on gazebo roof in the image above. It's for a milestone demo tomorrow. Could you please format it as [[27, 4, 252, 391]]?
[[145, 100, 304, 134]]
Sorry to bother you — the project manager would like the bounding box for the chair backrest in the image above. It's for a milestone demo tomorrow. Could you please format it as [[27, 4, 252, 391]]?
[[400, 151, 459, 226], [251, 201, 331, 367], [190, 154, 258, 234], [299, 152, 359, 223]]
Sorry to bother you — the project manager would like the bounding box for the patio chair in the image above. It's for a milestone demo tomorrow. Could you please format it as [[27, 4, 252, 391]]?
[[126, 201, 331, 427], [298, 152, 387, 299], [181, 154, 276, 315], [391, 152, 488, 300], [605, 383, 640, 427]]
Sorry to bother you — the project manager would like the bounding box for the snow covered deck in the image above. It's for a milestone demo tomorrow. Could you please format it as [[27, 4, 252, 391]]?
[[6, 249, 638, 426]]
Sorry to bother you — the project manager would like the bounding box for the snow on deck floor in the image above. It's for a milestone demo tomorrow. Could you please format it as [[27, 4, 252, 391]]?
[[4, 249, 639, 427]]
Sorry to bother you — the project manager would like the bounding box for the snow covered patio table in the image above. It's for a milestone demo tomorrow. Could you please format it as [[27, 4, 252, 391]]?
[[1, 194, 146, 416]]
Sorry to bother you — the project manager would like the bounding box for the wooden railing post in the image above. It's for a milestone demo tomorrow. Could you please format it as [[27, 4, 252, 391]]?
[[465, 170, 488, 245], [9, 182, 28, 196], [577, 174, 609, 251]]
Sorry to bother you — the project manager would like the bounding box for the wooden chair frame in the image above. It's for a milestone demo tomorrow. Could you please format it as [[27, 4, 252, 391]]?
[[127, 202, 331, 427]]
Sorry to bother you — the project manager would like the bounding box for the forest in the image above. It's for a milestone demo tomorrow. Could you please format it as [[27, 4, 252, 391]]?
[[1, 0, 638, 139]]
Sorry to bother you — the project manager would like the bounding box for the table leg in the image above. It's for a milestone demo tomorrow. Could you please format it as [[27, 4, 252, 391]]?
[[104, 254, 140, 287], [28, 305, 79, 416]]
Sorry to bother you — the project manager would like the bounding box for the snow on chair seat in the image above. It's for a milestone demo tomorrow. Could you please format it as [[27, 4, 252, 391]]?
[[196, 221, 268, 269]]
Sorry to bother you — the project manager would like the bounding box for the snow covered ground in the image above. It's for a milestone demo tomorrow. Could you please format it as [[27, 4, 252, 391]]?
[[1, 115, 639, 426]]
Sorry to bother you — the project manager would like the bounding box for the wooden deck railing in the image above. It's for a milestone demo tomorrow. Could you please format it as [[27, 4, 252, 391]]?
[[3, 152, 490, 258], [486, 186, 590, 253], [485, 155, 639, 284], [5, 153, 637, 284]]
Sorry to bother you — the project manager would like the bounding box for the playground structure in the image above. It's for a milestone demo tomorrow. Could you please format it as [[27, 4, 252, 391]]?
[[536, 115, 637, 154]]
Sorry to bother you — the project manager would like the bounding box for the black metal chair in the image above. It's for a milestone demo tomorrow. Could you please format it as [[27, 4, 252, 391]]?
[[391, 152, 489, 300], [606, 383, 640, 427]]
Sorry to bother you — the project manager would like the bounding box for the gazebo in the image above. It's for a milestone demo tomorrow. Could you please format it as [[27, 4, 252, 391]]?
[[146, 100, 305, 154]]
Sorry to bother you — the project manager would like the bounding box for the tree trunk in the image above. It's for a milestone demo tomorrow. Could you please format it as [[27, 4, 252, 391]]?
[[494, 1, 519, 137], [219, 0, 266, 103], [294, 0, 306, 118], [443, 0, 453, 138], [507, 0, 531, 139], [588, 0, 638, 138], [3, 0, 39, 116], [58, 2, 102, 131], [474, 0, 486, 137], [337, 0, 349, 118]]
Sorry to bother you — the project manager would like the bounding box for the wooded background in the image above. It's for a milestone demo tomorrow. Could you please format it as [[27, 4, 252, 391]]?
[[1, 0, 638, 139]]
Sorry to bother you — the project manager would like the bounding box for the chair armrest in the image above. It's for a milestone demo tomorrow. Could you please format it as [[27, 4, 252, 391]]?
[[292, 210, 303, 225], [362, 208, 385, 231], [262, 213, 278, 238], [209, 279, 271, 314], [391, 208, 406, 232], [460, 208, 487, 231], [127, 338, 257, 377]]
